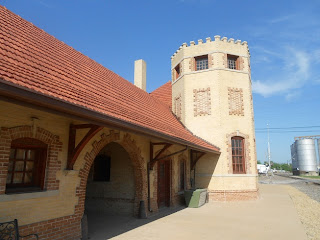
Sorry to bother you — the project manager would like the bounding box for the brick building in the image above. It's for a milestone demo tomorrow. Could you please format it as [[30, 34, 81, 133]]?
[[0, 5, 258, 240]]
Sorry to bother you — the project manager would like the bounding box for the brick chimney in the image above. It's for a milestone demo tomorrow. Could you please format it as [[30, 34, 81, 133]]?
[[134, 59, 146, 91]]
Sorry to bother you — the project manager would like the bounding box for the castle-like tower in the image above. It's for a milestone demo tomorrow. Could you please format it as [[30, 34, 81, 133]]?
[[171, 36, 258, 200]]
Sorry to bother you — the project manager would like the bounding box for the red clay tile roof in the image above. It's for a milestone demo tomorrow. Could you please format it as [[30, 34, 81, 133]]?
[[0, 6, 219, 153], [150, 81, 172, 109]]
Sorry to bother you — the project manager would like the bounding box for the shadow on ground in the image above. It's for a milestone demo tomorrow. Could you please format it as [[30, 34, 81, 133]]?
[[87, 206, 186, 239]]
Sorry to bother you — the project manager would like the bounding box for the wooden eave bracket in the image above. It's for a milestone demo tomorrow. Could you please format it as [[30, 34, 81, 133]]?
[[67, 124, 103, 170], [190, 150, 206, 170], [149, 142, 189, 170], [149, 142, 172, 170]]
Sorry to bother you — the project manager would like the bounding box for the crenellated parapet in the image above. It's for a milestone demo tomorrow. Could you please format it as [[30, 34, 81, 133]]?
[[171, 35, 250, 82], [171, 35, 248, 60]]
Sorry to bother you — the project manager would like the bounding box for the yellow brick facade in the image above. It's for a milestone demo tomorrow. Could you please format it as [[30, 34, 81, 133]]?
[[171, 36, 258, 199], [1, 34, 257, 239], [0, 100, 190, 238]]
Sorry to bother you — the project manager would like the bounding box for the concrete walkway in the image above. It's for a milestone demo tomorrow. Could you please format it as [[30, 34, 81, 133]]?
[[88, 185, 308, 240]]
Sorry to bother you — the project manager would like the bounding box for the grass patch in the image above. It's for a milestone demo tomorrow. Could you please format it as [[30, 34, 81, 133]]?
[[301, 175, 320, 179]]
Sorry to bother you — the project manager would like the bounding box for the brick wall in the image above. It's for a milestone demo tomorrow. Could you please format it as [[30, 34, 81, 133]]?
[[208, 189, 259, 201], [0, 125, 62, 194], [74, 131, 148, 218], [0, 124, 83, 240]]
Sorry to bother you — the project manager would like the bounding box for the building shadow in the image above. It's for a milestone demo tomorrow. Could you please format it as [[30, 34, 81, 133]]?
[[87, 206, 186, 239]]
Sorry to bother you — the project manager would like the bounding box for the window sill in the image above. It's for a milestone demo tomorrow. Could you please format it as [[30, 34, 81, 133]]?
[[0, 190, 59, 202]]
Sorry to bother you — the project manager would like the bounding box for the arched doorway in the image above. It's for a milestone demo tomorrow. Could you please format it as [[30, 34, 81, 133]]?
[[74, 132, 147, 239], [85, 142, 135, 216]]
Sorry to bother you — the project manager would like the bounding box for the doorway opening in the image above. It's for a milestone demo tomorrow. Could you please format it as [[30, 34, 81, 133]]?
[[85, 142, 135, 238], [157, 159, 171, 208]]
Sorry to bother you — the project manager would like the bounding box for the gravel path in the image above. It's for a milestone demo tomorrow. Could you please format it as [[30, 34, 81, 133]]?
[[259, 174, 320, 203], [259, 174, 320, 240], [284, 185, 320, 240], [289, 181, 320, 203]]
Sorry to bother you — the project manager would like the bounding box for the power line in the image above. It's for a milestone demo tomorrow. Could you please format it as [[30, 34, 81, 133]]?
[[255, 130, 320, 133], [256, 125, 320, 130]]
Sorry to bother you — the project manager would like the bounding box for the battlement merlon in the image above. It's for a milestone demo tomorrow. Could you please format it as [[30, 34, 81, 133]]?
[[171, 36, 249, 68]]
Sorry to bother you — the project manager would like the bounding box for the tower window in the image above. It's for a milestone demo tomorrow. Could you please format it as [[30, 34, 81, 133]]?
[[227, 55, 239, 70], [195, 55, 208, 71], [175, 64, 181, 80], [231, 137, 246, 174]]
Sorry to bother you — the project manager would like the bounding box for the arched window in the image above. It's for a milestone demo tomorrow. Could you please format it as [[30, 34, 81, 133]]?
[[6, 138, 47, 193], [231, 136, 246, 174]]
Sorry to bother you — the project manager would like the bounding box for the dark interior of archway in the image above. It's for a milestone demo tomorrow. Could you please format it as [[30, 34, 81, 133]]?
[[85, 142, 135, 216]]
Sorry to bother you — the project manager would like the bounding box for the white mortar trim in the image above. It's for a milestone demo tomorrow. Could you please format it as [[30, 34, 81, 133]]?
[[196, 173, 258, 177], [0, 190, 59, 202], [171, 68, 248, 86], [171, 51, 248, 70]]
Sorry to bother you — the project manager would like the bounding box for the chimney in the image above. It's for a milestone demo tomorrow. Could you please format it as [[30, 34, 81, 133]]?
[[134, 59, 146, 91]]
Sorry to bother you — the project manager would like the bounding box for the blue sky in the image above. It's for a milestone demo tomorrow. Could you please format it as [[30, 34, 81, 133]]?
[[2, 0, 320, 164]]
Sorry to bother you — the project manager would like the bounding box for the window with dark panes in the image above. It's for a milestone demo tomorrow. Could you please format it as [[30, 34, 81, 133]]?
[[175, 64, 181, 80], [6, 138, 47, 193], [195, 55, 208, 71], [228, 55, 239, 70], [231, 137, 245, 174], [179, 159, 185, 191], [93, 155, 111, 181]]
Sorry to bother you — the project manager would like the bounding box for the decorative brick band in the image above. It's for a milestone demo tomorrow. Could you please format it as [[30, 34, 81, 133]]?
[[189, 57, 195, 71], [174, 94, 182, 120], [208, 189, 259, 201], [193, 88, 211, 117], [228, 87, 244, 116], [239, 57, 245, 71], [0, 126, 62, 194], [208, 54, 214, 68]]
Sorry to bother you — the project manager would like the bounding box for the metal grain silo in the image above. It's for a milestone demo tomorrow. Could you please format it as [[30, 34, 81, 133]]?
[[290, 143, 299, 175], [295, 139, 318, 175], [318, 139, 320, 164]]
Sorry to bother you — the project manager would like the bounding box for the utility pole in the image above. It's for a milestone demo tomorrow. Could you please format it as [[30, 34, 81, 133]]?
[[267, 123, 271, 169], [266, 123, 274, 180]]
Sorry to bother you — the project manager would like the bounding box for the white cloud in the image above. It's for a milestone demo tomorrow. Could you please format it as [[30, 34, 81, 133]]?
[[285, 91, 301, 102], [268, 14, 296, 24], [252, 48, 310, 97]]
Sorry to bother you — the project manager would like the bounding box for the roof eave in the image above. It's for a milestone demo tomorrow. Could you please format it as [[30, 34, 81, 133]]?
[[0, 80, 220, 154]]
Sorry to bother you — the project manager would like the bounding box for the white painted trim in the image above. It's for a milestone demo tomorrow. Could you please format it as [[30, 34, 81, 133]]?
[[0, 190, 59, 202], [171, 67, 249, 86]]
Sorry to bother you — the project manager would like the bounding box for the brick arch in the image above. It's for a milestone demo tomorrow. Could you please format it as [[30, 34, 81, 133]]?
[[0, 125, 62, 194], [226, 131, 251, 174], [75, 130, 147, 217]]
